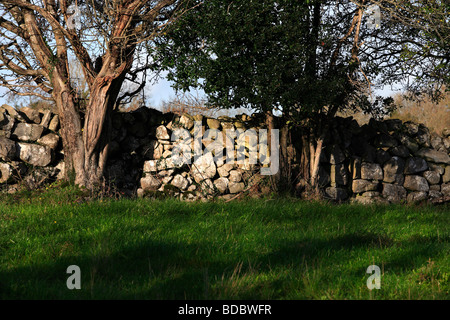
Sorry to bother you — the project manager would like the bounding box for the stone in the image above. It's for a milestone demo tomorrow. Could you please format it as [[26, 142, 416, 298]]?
[[330, 163, 349, 186], [214, 177, 229, 193], [398, 134, 419, 153], [443, 166, 450, 184], [40, 110, 52, 128], [12, 123, 44, 142], [389, 145, 410, 158], [328, 145, 346, 164], [48, 115, 60, 132], [407, 191, 428, 203], [404, 157, 428, 174], [179, 114, 194, 130], [17, 142, 53, 166], [0, 162, 13, 183], [324, 187, 348, 201], [383, 157, 405, 184], [416, 126, 431, 147], [352, 179, 379, 193], [140, 175, 161, 191], [404, 122, 418, 136], [217, 163, 234, 177], [415, 148, 450, 164], [18, 107, 41, 123], [442, 128, 450, 137], [429, 184, 441, 191], [382, 184, 407, 203], [384, 119, 402, 132], [206, 118, 221, 129], [0, 111, 15, 131], [361, 162, 383, 180], [229, 170, 242, 182], [0, 136, 17, 161], [404, 175, 429, 192], [143, 160, 158, 172], [351, 157, 361, 179], [423, 170, 441, 185], [37, 133, 60, 149], [374, 133, 398, 148], [190, 152, 217, 183], [430, 135, 443, 151], [428, 163, 445, 175], [428, 190, 443, 199], [0, 104, 19, 118], [376, 149, 391, 165], [228, 181, 245, 194], [441, 183, 450, 196], [200, 179, 215, 194], [171, 174, 188, 190], [156, 125, 170, 140]]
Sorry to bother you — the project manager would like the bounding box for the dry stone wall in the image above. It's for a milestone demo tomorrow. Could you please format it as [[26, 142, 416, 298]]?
[[1, 103, 449, 203]]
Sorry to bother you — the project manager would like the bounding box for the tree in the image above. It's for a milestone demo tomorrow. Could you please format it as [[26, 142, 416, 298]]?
[[0, 0, 191, 188], [151, 0, 449, 193]]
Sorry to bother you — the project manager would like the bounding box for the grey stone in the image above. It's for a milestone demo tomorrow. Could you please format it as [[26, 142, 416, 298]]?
[[407, 191, 428, 203], [40, 110, 52, 128], [37, 133, 60, 149], [229, 170, 242, 182], [228, 182, 245, 194], [376, 149, 391, 165], [443, 166, 450, 184], [179, 114, 194, 130], [0, 111, 15, 131], [325, 187, 348, 201], [19, 107, 41, 123], [0, 162, 13, 183], [442, 128, 450, 138], [156, 125, 170, 140], [17, 142, 53, 166], [328, 145, 346, 164], [404, 157, 428, 174], [48, 115, 59, 132], [12, 123, 44, 142], [441, 183, 450, 196], [0, 137, 17, 161], [330, 163, 349, 186], [352, 179, 379, 193], [206, 118, 221, 129], [191, 152, 217, 183], [416, 126, 431, 147], [361, 162, 383, 180], [382, 184, 407, 202], [404, 122, 418, 136], [423, 170, 441, 185], [428, 163, 445, 175], [140, 175, 161, 191], [217, 163, 234, 177], [214, 177, 229, 193], [404, 175, 429, 192], [383, 156, 405, 184], [428, 190, 443, 199], [171, 174, 188, 190], [374, 133, 398, 148], [389, 145, 410, 158], [415, 148, 450, 164]]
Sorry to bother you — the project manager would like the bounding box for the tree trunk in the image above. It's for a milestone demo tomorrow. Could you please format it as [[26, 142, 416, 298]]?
[[52, 76, 87, 185]]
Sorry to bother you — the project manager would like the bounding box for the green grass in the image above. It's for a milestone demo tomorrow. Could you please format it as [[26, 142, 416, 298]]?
[[0, 185, 449, 299]]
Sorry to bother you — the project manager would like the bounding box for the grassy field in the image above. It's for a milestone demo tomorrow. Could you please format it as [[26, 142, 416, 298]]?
[[0, 184, 449, 300]]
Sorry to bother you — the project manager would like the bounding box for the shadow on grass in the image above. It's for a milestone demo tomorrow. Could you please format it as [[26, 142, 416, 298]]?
[[1, 231, 447, 299]]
